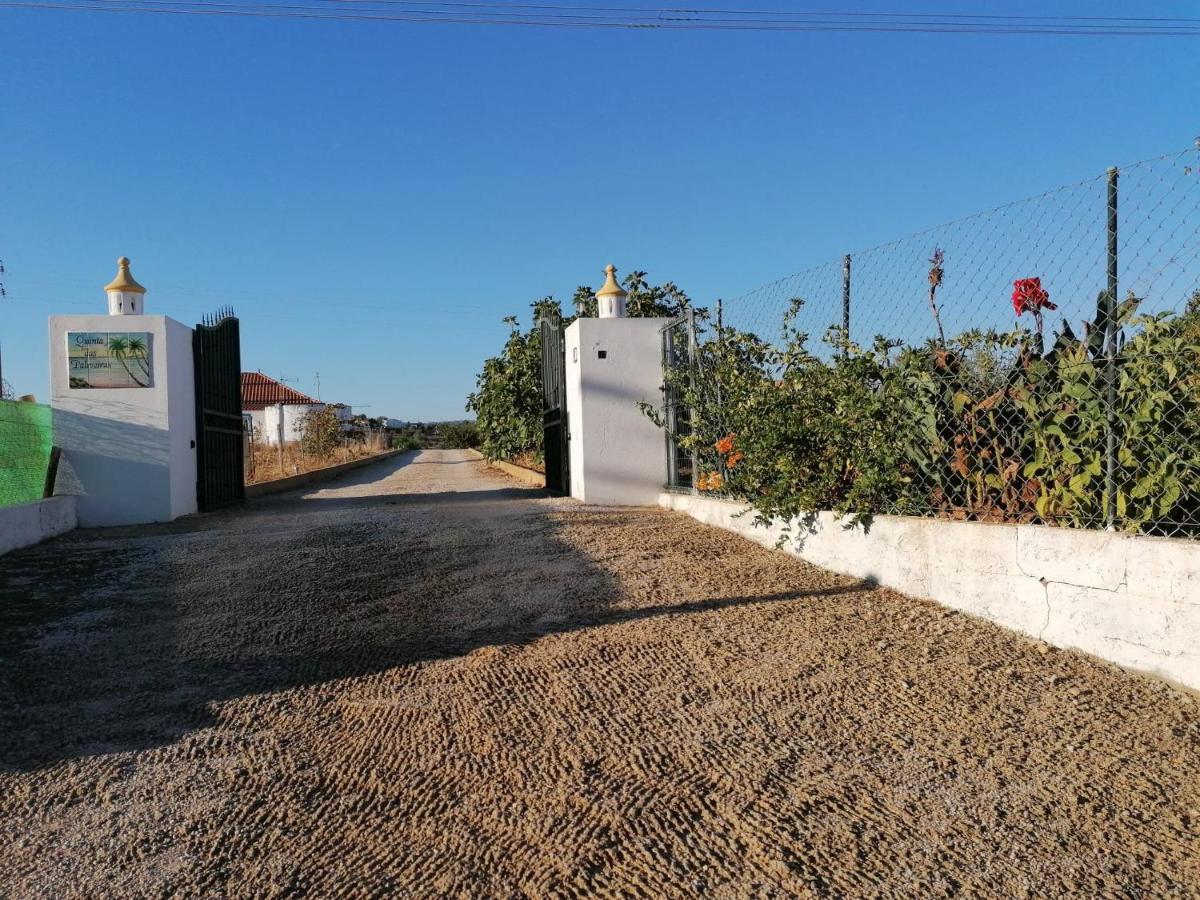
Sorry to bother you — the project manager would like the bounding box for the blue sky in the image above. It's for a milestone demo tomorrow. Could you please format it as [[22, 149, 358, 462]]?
[[2, 2, 1197, 420]]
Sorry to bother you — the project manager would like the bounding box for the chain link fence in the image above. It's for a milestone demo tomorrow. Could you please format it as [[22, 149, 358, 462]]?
[[0, 399, 55, 508], [664, 146, 1200, 538]]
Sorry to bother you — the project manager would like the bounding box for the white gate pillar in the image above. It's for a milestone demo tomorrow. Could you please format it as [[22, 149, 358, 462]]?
[[564, 265, 670, 505], [48, 258, 198, 526]]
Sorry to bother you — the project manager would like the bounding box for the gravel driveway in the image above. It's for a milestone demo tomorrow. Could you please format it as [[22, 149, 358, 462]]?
[[1, 449, 1197, 897]]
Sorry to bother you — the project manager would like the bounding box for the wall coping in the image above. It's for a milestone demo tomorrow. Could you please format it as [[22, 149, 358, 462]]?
[[462, 449, 546, 488], [490, 458, 546, 488]]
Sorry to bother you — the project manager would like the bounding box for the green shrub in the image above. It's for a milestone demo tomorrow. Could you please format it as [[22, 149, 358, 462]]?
[[652, 292, 1200, 537], [299, 405, 342, 458], [438, 421, 480, 449], [649, 304, 917, 533], [392, 433, 423, 452]]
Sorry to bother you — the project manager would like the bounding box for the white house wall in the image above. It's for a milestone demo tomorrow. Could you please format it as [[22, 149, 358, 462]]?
[[263, 403, 325, 445], [244, 408, 266, 442]]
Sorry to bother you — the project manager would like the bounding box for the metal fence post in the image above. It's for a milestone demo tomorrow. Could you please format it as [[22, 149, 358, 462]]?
[[714, 297, 725, 414], [842, 253, 851, 351], [1104, 166, 1119, 530], [687, 307, 700, 495]]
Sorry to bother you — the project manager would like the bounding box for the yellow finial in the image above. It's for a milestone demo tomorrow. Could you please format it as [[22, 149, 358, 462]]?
[[104, 256, 146, 294], [595, 263, 628, 298]]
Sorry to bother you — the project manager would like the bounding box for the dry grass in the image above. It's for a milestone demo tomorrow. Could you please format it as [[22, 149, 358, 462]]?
[[244, 435, 390, 484]]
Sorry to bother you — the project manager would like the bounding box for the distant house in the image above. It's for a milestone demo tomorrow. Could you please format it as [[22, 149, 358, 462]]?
[[241, 372, 341, 446], [327, 403, 357, 432]]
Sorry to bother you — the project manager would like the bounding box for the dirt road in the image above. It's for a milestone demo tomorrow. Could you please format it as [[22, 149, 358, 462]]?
[[1, 449, 1197, 897]]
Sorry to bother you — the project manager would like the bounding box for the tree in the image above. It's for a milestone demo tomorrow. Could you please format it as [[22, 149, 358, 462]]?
[[466, 298, 553, 461], [299, 405, 342, 457]]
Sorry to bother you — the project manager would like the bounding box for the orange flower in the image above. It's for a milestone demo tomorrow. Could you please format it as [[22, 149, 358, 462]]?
[[726, 451, 744, 469], [696, 472, 710, 491], [705, 472, 723, 491], [714, 433, 736, 455]]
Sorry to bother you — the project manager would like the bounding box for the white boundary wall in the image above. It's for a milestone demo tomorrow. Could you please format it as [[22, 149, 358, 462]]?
[[660, 492, 1200, 692], [0, 496, 78, 557]]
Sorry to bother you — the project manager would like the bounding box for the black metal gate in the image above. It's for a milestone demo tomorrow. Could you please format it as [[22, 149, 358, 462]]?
[[193, 308, 245, 511], [540, 310, 570, 495]]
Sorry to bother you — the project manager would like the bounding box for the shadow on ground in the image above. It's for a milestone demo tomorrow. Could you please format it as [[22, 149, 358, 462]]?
[[0, 459, 866, 771]]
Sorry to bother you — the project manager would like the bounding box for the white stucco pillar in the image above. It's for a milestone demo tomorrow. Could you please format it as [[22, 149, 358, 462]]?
[[48, 258, 198, 526], [564, 315, 670, 506]]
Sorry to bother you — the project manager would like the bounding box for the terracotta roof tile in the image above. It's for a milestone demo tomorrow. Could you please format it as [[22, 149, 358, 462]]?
[[241, 372, 319, 410]]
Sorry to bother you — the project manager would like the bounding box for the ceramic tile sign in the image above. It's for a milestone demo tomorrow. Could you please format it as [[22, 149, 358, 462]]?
[[67, 331, 154, 388]]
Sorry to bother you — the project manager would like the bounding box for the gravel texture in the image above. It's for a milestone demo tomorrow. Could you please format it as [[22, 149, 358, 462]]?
[[1, 449, 1197, 897]]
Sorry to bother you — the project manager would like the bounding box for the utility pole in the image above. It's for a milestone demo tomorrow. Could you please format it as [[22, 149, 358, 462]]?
[[0, 257, 7, 397], [315, 371, 321, 401]]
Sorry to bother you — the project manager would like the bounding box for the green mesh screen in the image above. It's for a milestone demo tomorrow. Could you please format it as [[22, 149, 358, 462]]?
[[0, 399, 53, 507]]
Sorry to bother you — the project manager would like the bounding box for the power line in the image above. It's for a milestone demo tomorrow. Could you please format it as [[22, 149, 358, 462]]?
[[3, 0, 1200, 33], [18, 297, 522, 333], [314, 0, 1200, 30], [315, 0, 1200, 24], [13, 272, 511, 315], [35, 0, 1200, 28]]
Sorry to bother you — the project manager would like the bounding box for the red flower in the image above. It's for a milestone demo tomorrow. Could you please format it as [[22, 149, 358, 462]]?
[[1012, 278, 1057, 317]]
